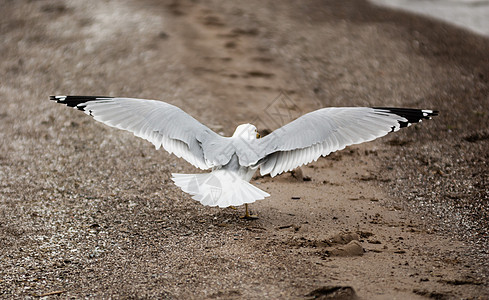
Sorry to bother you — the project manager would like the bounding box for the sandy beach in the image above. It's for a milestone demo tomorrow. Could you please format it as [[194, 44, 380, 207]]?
[[1, 0, 488, 298]]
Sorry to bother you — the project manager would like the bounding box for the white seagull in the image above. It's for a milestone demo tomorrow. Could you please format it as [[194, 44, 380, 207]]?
[[51, 96, 437, 218]]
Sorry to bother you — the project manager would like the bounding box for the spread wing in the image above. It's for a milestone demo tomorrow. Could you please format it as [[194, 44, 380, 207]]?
[[50, 96, 234, 169], [241, 107, 437, 177]]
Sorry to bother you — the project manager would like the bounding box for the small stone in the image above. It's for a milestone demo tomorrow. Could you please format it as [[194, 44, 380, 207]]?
[[326, 241, 364, 257], [367, 239, 381, 244], [306, 286, 358, 299], [291, 167, 304, 181]]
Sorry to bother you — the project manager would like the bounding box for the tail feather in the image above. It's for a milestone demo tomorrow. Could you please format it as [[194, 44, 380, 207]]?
[[171, 171, 269, 208]]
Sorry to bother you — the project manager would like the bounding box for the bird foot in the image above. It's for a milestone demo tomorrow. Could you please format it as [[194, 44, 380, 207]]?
[[240, 213, 259, 220], [239, 204, 258, 220]]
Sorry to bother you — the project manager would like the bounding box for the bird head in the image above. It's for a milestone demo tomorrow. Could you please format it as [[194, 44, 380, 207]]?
[[232, 124, 259, 140]]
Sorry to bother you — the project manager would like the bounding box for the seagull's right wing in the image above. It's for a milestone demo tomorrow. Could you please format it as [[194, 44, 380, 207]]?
[[50, 96, 234, 169], [245, 107, 437, 177]]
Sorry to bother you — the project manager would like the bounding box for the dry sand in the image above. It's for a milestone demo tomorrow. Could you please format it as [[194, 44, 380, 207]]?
[[1, 0, 488, 299]]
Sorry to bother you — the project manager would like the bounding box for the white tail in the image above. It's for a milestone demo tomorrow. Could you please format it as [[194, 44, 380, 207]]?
[[171, 170, 270, 208]]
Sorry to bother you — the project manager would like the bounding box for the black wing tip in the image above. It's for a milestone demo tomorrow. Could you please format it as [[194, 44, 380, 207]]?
[[372, 107, 439, 129], [50, 95, 114, 110], [373, 107, 439, 118], [424, 109, 439, 117], [50, 95, 114, 101]]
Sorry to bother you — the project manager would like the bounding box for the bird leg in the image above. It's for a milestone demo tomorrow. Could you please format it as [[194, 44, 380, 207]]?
[[240, 204, 258, 220]]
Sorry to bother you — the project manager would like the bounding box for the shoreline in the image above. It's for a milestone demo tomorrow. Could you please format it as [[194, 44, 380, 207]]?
[[369, 0, 489, 37]]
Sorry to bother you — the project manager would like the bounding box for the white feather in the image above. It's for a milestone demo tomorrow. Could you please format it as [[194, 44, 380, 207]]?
[[53, 96, 435, 207]]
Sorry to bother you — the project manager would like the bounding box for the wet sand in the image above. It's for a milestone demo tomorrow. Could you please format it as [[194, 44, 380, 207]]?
[[0, 0, 488, 298]]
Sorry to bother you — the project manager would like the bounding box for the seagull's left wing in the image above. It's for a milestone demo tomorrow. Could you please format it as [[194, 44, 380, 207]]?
[[50, 96, 234, 169], [242, 107, 437, 177]]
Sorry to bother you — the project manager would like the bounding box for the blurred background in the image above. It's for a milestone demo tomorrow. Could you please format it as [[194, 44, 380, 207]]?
[[370, 0, 489, 37]]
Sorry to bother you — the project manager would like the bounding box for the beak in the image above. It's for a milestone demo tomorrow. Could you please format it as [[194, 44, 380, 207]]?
[[256, 133, 261, 139]]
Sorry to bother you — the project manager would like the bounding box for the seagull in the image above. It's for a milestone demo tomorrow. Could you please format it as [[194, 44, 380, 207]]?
[[50, 96, 438, 218]]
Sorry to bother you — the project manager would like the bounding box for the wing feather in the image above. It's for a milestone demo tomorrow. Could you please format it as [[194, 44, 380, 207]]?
[[254, 107, 437, 177], [51, 96, 234, 169]]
